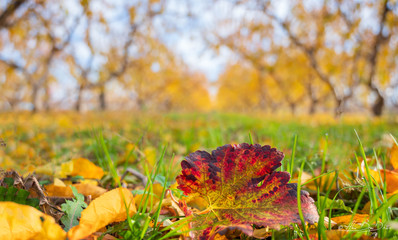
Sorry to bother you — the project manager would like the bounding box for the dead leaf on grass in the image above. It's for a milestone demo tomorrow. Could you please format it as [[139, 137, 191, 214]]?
[[177, 143, 319, 238], [71, 158, 104, 179], [67, 188, 136, 240], [331, 213, 369, 228], [0, 202, 66, 240], [45, 183, 106, 199]]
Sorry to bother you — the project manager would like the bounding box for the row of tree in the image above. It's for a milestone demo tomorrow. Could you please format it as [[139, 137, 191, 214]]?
[[212, 0, 398, 116], [0, 0, 397, 116], [0, 0, 210, 112]]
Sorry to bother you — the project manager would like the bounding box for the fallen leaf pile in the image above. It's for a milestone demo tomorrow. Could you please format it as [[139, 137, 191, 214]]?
[[4, 140, 398, 239], [0, 175, 136, 240]]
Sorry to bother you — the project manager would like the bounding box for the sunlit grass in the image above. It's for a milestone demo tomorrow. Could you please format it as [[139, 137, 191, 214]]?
[[1, 112, 398, 239]]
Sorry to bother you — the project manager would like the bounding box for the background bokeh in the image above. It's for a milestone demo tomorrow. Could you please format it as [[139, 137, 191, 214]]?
[[0, 0, 397, 116]]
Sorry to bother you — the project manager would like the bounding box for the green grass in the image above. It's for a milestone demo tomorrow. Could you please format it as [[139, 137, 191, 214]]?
[[1, 112, 398, 239]]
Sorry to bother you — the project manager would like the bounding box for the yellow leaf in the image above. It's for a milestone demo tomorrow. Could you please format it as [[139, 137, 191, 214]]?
[[0, 202, 66, 240], [60, 160, 74, 178], [143, 147, 157, 169], [79, 179, 99, 186], [34, 162, 60, 176], [67, 188, 136, 240], [183, 195, 208, 211], [71, 158, 104, 179], [54, 178, 66, 187]]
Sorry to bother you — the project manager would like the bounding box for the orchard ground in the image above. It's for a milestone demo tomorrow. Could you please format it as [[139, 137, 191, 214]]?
[[1, 111, 398, 239]]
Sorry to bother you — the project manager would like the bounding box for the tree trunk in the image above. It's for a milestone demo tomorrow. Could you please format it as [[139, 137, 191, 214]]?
[[308, 99, 317, 114], [289, 103, 296, 115], [372, 94, 384, 116], [75, 84, 84, 112], [258, 68, 269, 111], [43, 84, 50, 112], [334, 99, 344, 118], [366, 0, 389, 116], [99, 85, 106, 111], [31, 85, 39, 113], [136, 96, 145, 111]]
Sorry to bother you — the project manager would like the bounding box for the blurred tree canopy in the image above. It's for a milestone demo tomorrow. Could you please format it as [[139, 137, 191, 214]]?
[[0, 0, 397, 116]]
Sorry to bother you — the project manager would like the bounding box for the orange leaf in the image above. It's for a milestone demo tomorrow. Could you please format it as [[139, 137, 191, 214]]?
[[0, 202, 66, 240], [302, 230, 379, 240], [390, 144, 398, 170], [331, 213, 369, 227], [67, 188, 136, 240], [71, 158, 104, 179], [368, 168, 398, 193], [74, 184, 107, 199], [45, 183, 107, 199]]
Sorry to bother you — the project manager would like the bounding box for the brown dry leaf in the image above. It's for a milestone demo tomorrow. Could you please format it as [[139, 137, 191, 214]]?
[[67, 188, 136, 240], [71, 158, 104, 179], [0, 202, 66, 240], [331, 213, 369, 228], [45, 183, 107, 199]]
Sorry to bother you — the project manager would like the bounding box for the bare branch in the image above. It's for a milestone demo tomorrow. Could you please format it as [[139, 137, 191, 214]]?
[[0, 0, 27, 29]]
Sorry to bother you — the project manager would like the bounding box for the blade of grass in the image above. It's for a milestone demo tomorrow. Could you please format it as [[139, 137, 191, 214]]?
[[297, 161, 310, 240], [94, 130, 136, 235], [321, 134, 328, 174], [289, 134, 298, 179], [318, 170, 337, 240], [348, 185, 367, 227], [369, 194, 398, 223], [355, 130, 378, 215], [327, 185, 363, 229], [248, 132, 254, 145], [151, 154, 175, 228], [302, 170, 335, 186]]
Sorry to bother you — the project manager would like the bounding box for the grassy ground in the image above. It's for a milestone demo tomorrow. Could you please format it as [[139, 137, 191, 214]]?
[[1, 111, 398, 239]]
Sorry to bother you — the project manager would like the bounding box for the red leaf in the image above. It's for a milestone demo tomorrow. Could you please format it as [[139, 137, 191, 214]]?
[[176, 143, 319, 238]]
